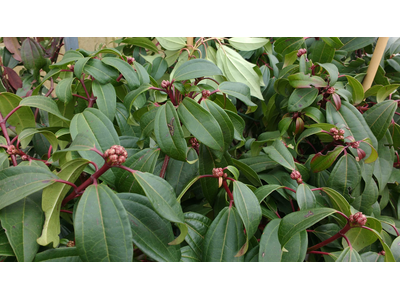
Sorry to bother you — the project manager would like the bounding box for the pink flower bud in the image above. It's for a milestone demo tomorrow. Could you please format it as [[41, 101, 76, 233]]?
[[21, 155, 29, 161], [202, 89, 211, 98], [104, 145, 128, 166], [161, 80, 170, 89], [339, 129, 345, 135], [297, 48, 307, 57], [326, 87, 335, 94]]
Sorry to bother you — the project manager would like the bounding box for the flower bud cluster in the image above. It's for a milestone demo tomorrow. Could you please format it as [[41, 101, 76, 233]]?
[[104, 145, 128, 166], [161, 80, 171, 89], [127, 57, 135, 64], [290, 170, 303, 184], [66, 240, 75, 247], [349, 212, 367, 227], [202, 90, 211, 99], [326, 87, 335, 94], [190, 137, 199, 152], [297, 48, 307, 57], [330, 128, 345, 140], [212, 167, 227, 178], [350, 141, 360, 149], [6, 145, 19, 155]]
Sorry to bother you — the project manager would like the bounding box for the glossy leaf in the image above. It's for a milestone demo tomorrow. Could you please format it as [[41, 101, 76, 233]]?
[[339, 37, 375, 53], [37, 159, 89, 247], [178, 97, 224, 152], [218, 81, 256, 109], [309, 40, 334, 64], [310, 146, 345, 173], [156, 37, 186, 51], [83, 58, 119, 85], [173, 59, 223, 81], [184, 212, 212, 259], [343, 217, 382, 252], [55, 77, 74, 103], [102, 57, 140, 89], [336, 247, 362, 262], [263, 139, 295, 170], [232, 180, 262, 256], [121, 37, 160, 53], [296, 183, 317, 210], [0, 193, 44, 262], [278, 207, 336, 246], [154, 101, 187, 161], [0, 165, 57, 211], [20, 95, 70, 122], [33, 247, 82, 262], [345, 75, 364, 105], [363, 100, 397, 141], [119, 193, 180, 262], [202, 207, 245, 262], [92, 81, 117, 122], [316, 63, 339, 86], [75, 184, 133, 262], [229, 37, 269, 51], [391, 236, 400, 262], [254, 184, 285, 203], [274, 37, 305, 57], [376, 84, 399, 103], [288, 72, 328, 88], [0, 92, 36, 135], [50, 50, 83, 68], [287, 87, 319, 112], [320, 187, 351, 216]]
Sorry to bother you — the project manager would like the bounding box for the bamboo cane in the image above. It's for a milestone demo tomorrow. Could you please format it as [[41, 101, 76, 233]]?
[[362, 37, 389, 92], [186, 37, 194, 47]]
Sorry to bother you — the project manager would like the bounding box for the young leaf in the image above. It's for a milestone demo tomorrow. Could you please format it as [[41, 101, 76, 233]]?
[[376, 84, 399, 103], [310, 146, 345, 173], [75, 184, 133, 262], [37, 159, 90, 247], [278, 207, 337, 246], [345, 75, 364, 105]]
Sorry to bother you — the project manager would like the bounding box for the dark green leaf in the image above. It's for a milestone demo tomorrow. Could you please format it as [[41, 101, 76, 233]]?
[[274, 37, 305, 57], [287, 87, 319, 112], [102, 57, 140, 89], [92, 81, 117, 122], [309, 40, 335, 64], [218, 81, 256, 109], [173, 59, 222, 81], [83, 58, 119, 85], [33, 247, 82, 262], [20, 95, 70, 122], [320, 187, 351, 216], [184, 212, 212, 259], [339, 37, 375, 53], [121, 37, 160, 53], [296, 183, 317, 210], [263, 139, 295, 170], [75, 185, 133, 262], [363, 100, 397, 141]]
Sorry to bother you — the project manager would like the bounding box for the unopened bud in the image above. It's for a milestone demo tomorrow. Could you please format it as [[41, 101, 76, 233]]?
[[21, 155, 29, 161], [297, 48, 307, 57], [67, 240, 75, 247], [349, 212, 367, 227], [104, 145, 128, 166], [202, 89, 211, 98], [161, 80, 170, 89], [326, 87, 335, 94]]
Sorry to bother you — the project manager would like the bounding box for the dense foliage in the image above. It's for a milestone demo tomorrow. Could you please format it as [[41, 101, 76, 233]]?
[[1, 36, 400, 262]]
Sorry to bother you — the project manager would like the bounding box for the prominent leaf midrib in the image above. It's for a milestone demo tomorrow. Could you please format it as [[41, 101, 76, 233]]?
[[85, 63, 113, 80], [181, 102, 222, 149], [96, 186, 111, 262], [0, 177, 55, 198], [0, 94, 30, 129], [219, 208, 232, 262], [125, 210, 175, 261], [224, 54, 259, 94], [235, 182, 251, 233], [368, 102, 395, 129], [290, 88, 317, 110], [125, 150, 158, 191]]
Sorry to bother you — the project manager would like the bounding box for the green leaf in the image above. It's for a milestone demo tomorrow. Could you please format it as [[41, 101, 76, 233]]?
[[178, 97, 224, 152], [296, 183, 317, 210], [310, 146, 345, 173], [288, 72, 328, 88], [278, 207, 337, 246], [217, 45, 264, 100], [121, 37, 160, 53], [20, 95, 70, 122], [336, 247, 362, 262], [343, 217, 382, 252], [287, 87, 319, 112], [232, 181, 262, 256], [0, 165, 57, 211], [154, 101, 187, 161], [231, 158, 262, 187], [184, 212, 212, 259], [364, 100, 397, 141], [124, 84, 152, 113], [75, 185, 133, 262], [70, 108, 120, 182], [18, 128, 58, 153], [309, 40, 335, 64], [229, 37, 269, 51], [295, 127, 327, 154], [83, 58, 119, 85], [218, 81, 256, 109], [150, 57, 168, 81], [201, 99, 235, 151], [320, 187, 351, 216], [280, 230, 308, 262], [173, 59, 223, 81], [373, 131, 394, 193], [37, 159, 90, 247], [321, 37, 344, 48], [274, 37, 305, 57], [119, 193, 181, 262], [345, 75, 364, 105], [225, 109, 245, 141], [33, 247, 82, 262], [376, 85, 399, 103], [263, 139, 295, 170], [73, 57, 91, 79], [156, 37, 186, 51], [115, 148, 160, 193], [55, 77, 74, 103], [50, 50, 84, 68], [92, 81, 117, 122], [51, 133, 95, 161], [133, 171, 187, 245], [327, 154, 361, 201], [165, 148, 199, 196], [0, 193, 44, 262], [101, 57, 140, 89], [367, 228, 396, 262], [0, 153, 9, 171], [20, 38, 46, 70], [316, 63, 339, 86], [0, 92, 36, 135], [90, 48, 123, 58], [202, 206, 245, 262], [0, 228, 14, 256], [339, 37, 375, 53], [254, 184, 285, 203], [180, 245, 200, 262], [391, 236, 400, 262]]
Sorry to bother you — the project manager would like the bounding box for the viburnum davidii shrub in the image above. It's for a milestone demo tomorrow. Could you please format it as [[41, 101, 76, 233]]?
[[1, 37, 400, 262]]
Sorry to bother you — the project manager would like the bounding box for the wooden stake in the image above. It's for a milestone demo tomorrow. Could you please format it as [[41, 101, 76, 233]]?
[[362, 37, 389, 92], [186, 37, 194, 47]]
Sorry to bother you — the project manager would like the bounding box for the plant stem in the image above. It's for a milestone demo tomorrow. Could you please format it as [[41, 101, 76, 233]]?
[[222, 179, 234, 208], [307, 223, 351, 253], [308, 250, 331, 256], [159, 155, 170, 178]]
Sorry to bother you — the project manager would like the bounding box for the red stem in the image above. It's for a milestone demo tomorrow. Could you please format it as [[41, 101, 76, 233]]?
[[159, 155, 170, 178], [60, 210, 73, 214], [222, 179, 234, 208], [308, 251, 331, 256], [307, 223, 351, 253]]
